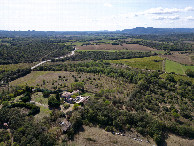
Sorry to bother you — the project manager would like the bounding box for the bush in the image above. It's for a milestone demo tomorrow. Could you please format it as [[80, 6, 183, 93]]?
[[185, 69, 194, 78], [8, 102, 40, 115], [48, 96, 60, 108], [42, 90, 50, 98], [63, 103, 70, 109], [0, 130, 10, 142]]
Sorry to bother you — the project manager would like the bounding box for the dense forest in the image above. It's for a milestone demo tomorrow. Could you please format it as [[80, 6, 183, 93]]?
[[0, 37, 73, 64]]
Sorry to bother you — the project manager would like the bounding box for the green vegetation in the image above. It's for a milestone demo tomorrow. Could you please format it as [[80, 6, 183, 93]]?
[[10, 71, 52, 86], [0, 63, 34, 71], [61, 50, 156, 62], [165, 60, 194, 75], [31, 92, 48, 105], [0, 32, 194, 145], [0, 37, 74, 64], [48, 95, 60, 108], [71, 82, 84, 92], [0, 130, 10, 145], [131, 34, 194, 51], [160, 73, 194, 83], [191, 55, 194, 62], [107, 56, 163, 70]]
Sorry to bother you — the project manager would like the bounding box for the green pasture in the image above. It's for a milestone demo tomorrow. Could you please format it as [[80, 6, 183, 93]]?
[[165, 60, 194, 75], [106, 56, 164, 71]]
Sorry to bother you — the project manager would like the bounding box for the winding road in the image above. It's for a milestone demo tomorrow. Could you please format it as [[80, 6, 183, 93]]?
[[31, 48, 76, 70]]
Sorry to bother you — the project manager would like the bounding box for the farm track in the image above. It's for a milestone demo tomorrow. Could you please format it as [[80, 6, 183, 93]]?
[[31, 48, 76, 70]]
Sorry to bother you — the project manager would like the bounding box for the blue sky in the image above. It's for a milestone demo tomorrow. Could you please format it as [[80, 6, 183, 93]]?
[[0, 0, 194, 31]]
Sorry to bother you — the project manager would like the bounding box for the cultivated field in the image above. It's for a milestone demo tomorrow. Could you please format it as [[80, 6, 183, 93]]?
[[160, 52, 194, 65], [77, 44, 156, 51], [106, 56, 164, 71], [165, 60, 194, 75]]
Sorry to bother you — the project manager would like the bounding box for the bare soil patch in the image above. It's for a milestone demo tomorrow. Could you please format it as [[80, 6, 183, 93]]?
[[77, 44, 156, 51], [160, 52, 194, 65]]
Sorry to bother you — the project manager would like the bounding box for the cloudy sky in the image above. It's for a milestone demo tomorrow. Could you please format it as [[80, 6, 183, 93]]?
[[0, 0, 194, 31]]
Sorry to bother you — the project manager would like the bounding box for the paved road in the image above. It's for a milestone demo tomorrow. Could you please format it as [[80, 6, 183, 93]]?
[[31, 48, 76, 70]]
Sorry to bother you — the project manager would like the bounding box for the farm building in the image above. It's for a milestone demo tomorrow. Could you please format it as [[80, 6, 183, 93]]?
[[75, 96, 90, 104], [61, 90, 79, 98]]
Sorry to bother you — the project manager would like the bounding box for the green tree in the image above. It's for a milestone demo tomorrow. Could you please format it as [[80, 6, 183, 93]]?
[[48, 96, 60, 108], [42, 90, 50, 98], [20, 92, 31, 102], [71, 82, 84, 92]]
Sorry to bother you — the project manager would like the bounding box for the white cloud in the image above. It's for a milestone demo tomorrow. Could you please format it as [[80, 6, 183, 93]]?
[[153, 15, 180, 20], [184, 7, 194, 11], [186, 16, 194, 20], [104, 3, 112, 8], [137, 7, 194, 15]]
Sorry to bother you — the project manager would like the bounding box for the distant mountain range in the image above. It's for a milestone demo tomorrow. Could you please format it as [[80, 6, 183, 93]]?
[[122, 27, 194, 34], [1, 27, 194, 35]]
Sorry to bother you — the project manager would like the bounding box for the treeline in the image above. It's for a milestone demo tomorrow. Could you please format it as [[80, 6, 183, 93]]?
[[0, 37, 74, 64], [132, 34, 194, 42], [127, 40, 192, 51], [0, 68, 31, 83], [53, 51, 155, 62]]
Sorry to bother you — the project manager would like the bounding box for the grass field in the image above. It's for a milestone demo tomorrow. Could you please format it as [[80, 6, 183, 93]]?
[[66, 41, 86, 46], [67, 126, 194, 146], [34, 104, 51, 121], [67, 126, 153, 146], [106, 56, 164, 71], [31, 92, 51, 121], [165, 60, 194, 75], [10, 71, 54, 87], [10, 71, 134, 102], [31, 92, 48, 105]]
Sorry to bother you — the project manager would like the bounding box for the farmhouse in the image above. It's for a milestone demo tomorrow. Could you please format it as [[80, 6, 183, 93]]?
[[61, 90, 79, 98], [75, 96, 90, 104], [61, 90, 90, 104]]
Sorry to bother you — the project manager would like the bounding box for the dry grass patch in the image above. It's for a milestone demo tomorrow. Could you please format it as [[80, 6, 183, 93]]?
[[165, 134, 194, 146], [67, 126, 155, 146], [10, 71, 134, 100]]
